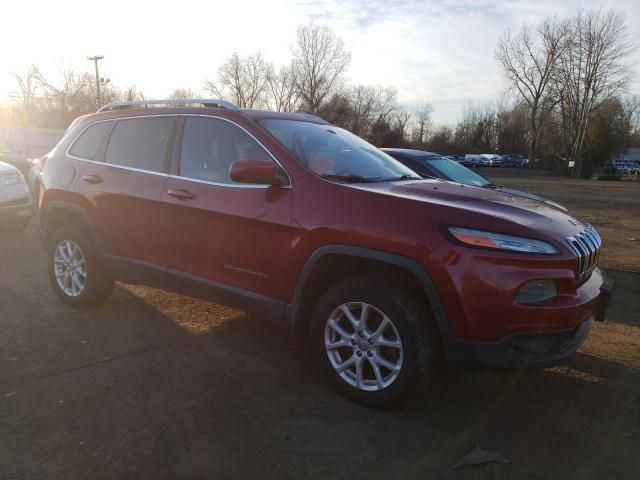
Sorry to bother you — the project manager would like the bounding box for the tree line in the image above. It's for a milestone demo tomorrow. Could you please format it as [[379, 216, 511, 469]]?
[[2, 13, 638, 175]]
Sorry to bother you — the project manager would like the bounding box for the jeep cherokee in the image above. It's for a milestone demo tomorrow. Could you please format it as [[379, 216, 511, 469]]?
[[38, 99, 613, 407]]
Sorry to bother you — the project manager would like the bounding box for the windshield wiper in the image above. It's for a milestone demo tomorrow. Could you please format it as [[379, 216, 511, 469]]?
[[319, 174, 381, 183], [482, 183, 501, 189], [382, 174, 422, 182]]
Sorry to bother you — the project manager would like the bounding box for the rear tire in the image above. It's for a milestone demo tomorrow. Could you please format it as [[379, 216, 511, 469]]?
[[311, 275, 440, 408], [48, 226, 114, 308]]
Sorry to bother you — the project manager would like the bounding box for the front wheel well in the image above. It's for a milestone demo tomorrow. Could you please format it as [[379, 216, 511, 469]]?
[[293, 254, 440, 339]]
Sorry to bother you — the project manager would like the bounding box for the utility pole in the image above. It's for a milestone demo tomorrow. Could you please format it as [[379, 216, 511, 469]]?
[[87, 55, 104, 108]]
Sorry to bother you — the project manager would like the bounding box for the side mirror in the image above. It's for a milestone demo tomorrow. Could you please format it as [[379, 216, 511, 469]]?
[[229, 159, 287, 186]]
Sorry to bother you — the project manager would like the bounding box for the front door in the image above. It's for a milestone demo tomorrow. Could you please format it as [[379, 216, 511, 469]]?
[[161, 115, 296, 302]]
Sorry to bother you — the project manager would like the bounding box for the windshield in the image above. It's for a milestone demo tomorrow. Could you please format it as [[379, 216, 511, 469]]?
[[259, 119, 419, 182], [420, 157, 490, 187]]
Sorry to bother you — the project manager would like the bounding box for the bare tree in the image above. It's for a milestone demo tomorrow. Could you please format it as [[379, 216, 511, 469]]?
[[292, 23, 351, 113], [266, 63, 299, 112], [496, 18, 570, 162], [37, 69, 96, 117], [204, 51, 270, 108], [557, 10, 632, 176], [168, 88, 198, 99], [122, 85, 143, 101], [391, 108, 412, 144], [13, 66, 42, 108], [411, 104, 433, 145], [621, 95, 640, 143]]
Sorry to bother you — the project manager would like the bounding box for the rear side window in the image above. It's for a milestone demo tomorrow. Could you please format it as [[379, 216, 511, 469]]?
[[69, 121, 112, 160], [105, 117, 175, 172]]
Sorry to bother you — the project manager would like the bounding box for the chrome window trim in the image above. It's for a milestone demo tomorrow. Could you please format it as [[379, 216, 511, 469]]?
[[65, 113, 292, 188], [166, 174, 271, 189]]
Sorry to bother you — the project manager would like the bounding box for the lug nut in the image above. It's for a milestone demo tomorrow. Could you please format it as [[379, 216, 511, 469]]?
[[350, 339, 357, 345], [367, 351, 373, 357], [356, 351, 363, 357]]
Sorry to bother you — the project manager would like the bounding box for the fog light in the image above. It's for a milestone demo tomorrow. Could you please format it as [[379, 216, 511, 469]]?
[[515, 280, 557, 304]]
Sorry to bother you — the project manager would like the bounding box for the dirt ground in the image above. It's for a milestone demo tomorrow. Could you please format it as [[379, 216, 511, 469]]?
[[1, 171, 639, 480]]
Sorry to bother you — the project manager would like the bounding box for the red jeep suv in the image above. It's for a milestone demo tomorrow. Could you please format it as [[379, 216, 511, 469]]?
[[38, 99, 613, 407]]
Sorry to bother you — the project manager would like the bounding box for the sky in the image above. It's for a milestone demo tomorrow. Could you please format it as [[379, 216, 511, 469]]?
[[1, 0, 638, 123]]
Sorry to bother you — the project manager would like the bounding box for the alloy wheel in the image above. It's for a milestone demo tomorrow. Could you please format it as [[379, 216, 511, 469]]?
[[324, 302, 403, 391], [53, 239, 87, 297]]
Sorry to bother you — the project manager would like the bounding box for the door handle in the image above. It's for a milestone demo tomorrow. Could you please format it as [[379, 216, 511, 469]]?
[[167, 189, 197, 201], [82, 174, 103, 184]]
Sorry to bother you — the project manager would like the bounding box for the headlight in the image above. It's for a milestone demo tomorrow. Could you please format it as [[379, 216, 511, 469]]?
[[448, 227, 558, 254], [2, 173, 24, 186]]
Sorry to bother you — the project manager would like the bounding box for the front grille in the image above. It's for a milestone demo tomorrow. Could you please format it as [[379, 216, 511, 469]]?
[[565, 224, 601, 283]]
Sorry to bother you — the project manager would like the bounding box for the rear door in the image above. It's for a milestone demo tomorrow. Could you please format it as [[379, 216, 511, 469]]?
[[74, 115, 177, 268], [161, 115, 295, 301]]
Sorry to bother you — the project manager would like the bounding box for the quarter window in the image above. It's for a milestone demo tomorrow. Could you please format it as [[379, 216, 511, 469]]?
[[69, 121, 112, 160], [105, 117, 175, 172], [180, 117, 275, 184]]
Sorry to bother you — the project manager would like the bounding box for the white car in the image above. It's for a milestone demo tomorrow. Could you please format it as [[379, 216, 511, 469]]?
[[0, 161, 33, 232]]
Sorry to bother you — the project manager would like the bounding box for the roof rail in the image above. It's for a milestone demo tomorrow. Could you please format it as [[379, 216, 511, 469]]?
[[97, 98, 240, 113]]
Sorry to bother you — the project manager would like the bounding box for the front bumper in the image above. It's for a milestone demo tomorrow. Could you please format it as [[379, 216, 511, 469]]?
[[447, 317, 593, 368], [445, 275, 614, 369]]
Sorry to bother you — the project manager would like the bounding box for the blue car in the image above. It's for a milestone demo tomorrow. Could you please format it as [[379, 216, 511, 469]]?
[[381, 148, 567, 211]]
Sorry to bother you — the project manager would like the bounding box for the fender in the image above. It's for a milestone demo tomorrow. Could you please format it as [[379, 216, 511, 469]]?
[[39, 200, 104, 254], [285, 245, 453, 350]]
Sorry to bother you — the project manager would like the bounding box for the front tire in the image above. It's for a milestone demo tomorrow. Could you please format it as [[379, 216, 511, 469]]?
[[311, 275, 440, 408], [48, 226, 114, 308]]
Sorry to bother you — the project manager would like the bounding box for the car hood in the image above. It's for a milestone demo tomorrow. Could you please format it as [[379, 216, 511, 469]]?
[[495, 187, 567, 211], [353, 179, 583, 237], [0, 161, 20, 174]]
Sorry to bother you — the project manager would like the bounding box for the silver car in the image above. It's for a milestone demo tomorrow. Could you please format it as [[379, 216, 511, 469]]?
[[0, 161, 33, 232]]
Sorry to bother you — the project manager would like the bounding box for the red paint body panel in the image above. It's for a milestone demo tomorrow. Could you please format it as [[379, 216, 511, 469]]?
[[39, 106, 606, 346]]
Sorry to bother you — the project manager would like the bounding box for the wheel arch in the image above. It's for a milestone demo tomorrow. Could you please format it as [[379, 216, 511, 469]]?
[[287, 245, 451, 348], [41, 201, 102, 253]]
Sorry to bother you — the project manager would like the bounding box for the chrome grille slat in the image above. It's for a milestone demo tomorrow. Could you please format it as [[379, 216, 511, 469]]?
[[565, 224, 601, 283]]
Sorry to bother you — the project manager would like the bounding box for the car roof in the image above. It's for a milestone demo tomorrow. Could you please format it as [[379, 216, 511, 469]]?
[[381, 148, 441, 157], [72, 106, 332, 128]]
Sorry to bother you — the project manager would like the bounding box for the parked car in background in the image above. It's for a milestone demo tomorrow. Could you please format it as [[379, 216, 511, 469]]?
[[464, 154, 486, 167], [0, 161, 33, 232], [382, 148, 568, 211], [481, 154, 503, 167], [454, 155, 475, 167], [502, 154, 529, 167], [0, 142, 30, 176], [39, 99, 611, 407]]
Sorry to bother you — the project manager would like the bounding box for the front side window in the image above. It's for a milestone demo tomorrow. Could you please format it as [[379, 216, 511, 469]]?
[[69, 121, 112, 160], [104, 117, 175, 172], [179, 117, 275, 184], [259, 119, 418, 183]]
